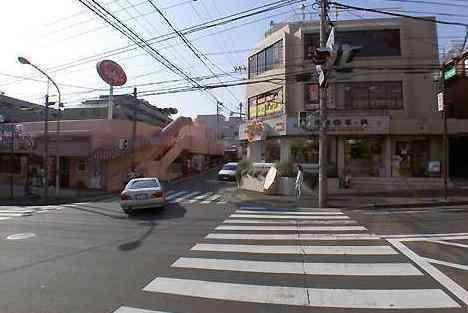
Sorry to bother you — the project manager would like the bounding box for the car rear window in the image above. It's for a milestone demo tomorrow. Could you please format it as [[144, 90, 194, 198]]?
[[222, 165, 237, 171], [129, 179, 160, 189]]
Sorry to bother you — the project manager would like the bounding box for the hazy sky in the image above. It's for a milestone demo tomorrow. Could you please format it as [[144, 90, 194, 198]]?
[[0, 0, 465, 118]]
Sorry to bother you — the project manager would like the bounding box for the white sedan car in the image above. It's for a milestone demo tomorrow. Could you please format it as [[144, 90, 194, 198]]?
[[120, 178, 165, 214]]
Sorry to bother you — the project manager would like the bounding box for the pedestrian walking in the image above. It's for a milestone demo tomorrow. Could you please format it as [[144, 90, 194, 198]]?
[[295, 164, 304, 199]]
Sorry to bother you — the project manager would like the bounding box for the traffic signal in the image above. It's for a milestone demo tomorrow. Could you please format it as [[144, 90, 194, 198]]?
[[335, 44, 361, 72]]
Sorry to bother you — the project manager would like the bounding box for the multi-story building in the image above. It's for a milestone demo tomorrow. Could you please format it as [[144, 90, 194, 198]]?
[[240, 16, 464, 183], [197, 114, 242, 161]]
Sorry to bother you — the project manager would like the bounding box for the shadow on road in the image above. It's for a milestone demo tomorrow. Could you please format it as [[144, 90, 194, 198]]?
[[118, 204, 186, 252]]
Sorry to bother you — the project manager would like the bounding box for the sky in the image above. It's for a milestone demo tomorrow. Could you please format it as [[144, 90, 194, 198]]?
[[0, 0, 466, 119]]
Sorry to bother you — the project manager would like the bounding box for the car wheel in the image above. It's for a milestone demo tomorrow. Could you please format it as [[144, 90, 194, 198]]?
[[123, 208, 132, 215]]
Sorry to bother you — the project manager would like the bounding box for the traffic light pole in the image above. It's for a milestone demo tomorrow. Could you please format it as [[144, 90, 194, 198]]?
[[131, 88, 138, 171], [318, 0, 329, 208]]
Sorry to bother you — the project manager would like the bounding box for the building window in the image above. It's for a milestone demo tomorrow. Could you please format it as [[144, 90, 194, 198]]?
[[248, 88, 284, 120], [304, 29, 401, 59], [345, 138, 384, 177], [248, 40, 284, 78], [77, 160, 88, 173], [0, 155, 20, 174], [340, 81, 403, 110]]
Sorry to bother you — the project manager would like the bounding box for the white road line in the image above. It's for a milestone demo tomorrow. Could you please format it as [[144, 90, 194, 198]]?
[[230, 214, 350, 220], [165, 191, 187, 200], [240, 206, 341, 212], [205, 233, 382, 240], [113, 306, 169, 313], [236, 210, 344, 215], [143, 277, 459, 309], [222, 219, 358, 225], [191, 243, 397, 255], [172, 257, 423, 276], [384, 232, 468, 241], [421, 257, 468, 271], [0, 212, 33, 217], [0, 217, 12, 221], [170, 191, 201, 203], [429, 240, 468, 249], [201, 194, 222, 204], [388, 239, 468, 306], [186, 192, 213, 203], [215, 225, 366, 231]]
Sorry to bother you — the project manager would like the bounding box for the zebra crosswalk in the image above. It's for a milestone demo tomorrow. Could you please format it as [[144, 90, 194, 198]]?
[[112, 206, 461, 312], [165, 190, 226, 204]]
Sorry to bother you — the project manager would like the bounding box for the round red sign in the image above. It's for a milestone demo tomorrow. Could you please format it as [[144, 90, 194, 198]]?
[[96, 60, 127, 86]]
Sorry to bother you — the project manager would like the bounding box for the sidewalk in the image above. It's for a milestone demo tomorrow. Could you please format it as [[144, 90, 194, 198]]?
[[224, 188, 468, 209]]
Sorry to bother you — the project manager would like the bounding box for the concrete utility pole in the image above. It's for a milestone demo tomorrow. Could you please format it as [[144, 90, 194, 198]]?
[[318, 0, 329, 208], [216, 102, 220, 140], [43, 94, 49, 203], [131, 88, 138, 170]]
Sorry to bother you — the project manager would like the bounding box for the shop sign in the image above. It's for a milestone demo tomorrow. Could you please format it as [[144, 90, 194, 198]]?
[[249, 88, 284, 119], [300, 114, 389, 135], [239, 116, 286, 141]]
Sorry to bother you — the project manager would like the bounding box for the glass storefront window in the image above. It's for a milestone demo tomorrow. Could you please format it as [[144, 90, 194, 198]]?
[[291, 138, 319, 164], [345, 138, 384, 177], [393, 140, 429, 177]]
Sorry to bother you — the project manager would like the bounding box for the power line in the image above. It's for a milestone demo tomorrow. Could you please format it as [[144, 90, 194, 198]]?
[[331, 2, 468, 27]]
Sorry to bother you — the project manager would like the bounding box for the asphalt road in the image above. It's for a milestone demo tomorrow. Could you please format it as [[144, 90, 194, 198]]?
[[0, 172, 466, 313]]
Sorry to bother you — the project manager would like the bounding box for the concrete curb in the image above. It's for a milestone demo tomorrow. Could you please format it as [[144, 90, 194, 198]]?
[[352, 200, 468, 210]]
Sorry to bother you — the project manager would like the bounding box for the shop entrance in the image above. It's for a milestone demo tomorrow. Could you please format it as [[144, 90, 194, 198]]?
[[449, 137, 468, 178]]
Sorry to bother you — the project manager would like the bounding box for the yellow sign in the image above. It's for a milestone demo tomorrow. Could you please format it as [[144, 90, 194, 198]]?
[[249, 101, 284, 119]]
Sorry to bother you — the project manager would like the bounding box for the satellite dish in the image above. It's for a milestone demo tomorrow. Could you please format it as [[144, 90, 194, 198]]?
[[264, 166, 277, 191]]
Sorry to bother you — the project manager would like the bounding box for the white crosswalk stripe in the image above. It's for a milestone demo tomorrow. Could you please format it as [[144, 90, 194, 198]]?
[[191, 243, 397, 255], [165, 190, 226, 204], [172, 257, 423, 276], [143, 277, 459, 309], [215, 225, 366, 231], [222, 219, 358, 225], [205, 233, 382, 240], [230, 214, 350, 219], [117, 206, 461, 311], [236, 210, 344, 215]]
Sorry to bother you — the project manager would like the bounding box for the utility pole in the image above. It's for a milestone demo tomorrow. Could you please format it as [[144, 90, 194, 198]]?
[[43, 94, 49, 203], [239, 102, 243, 122], [131, 88, 138, 170], [10, 126, 14, 199], [318, 0, 329, 208], [216, 102, 220, 140], [440, 68, 448, 201]]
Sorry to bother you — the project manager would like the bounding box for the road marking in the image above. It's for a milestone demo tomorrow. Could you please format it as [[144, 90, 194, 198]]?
[[191, 243, 397, 255], [429, 240, 468, 249], [240, 206, 341, 212], [144, 277, 308, 306], [170, 191, 201, 203], [6, 233, 36, 240], [201, 194, 222, 204], [388, 239, 468, 306], [230, 214, 350, 220], [384, 232, 468, 241], [222, 219, 358, 225], [215, 225, 366, 231], [186, 192, 213, 203], [0, 217, 11, 221], [172, 257, 423, 276], [164, 191, 187, 200], [236, 210, 344, 215], [205, 233, 382, 240], [143, 277, 459, 308], [421, 257, 468, 271], [0, 211, 33, 217], [113, 306, 169, 313]]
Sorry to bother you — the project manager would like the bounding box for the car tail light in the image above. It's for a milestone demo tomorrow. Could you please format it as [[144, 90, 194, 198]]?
[[121, 194, 130, 201], [152, 191, 163, 198]]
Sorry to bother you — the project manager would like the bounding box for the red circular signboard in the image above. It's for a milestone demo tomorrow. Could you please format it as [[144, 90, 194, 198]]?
[[96, 60, 127, 86]]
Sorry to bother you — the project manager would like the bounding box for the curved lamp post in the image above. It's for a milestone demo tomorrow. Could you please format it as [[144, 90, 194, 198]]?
[[18, 57, 62, 200]]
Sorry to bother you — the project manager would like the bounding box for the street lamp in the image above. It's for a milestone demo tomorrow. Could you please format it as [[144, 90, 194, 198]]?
[[18, 57, 62, 201]]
